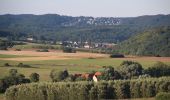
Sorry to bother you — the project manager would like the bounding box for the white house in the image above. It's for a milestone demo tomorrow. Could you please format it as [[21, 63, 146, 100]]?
[[84, 45, 90, 48], [93, 75, 98, 82], [93, 72, 102, 82], [27, 38, 33, 41]]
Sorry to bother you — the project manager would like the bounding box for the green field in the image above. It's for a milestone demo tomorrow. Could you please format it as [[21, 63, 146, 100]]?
[[0, 54, 36, 58], [1, 54, 170, 81], [13, 43, 61, 50], [1, 52, 166, 100]]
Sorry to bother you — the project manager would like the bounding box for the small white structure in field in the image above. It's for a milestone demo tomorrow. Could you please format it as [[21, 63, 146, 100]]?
[[84, 45, 90, 48], [93, 72, 102, 82], [27, 38, 33, 41], [93, 75, 98, 82]]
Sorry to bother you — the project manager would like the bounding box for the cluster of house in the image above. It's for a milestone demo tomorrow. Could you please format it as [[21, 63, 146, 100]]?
[[26, 37, 117, 49], [74, 71, 102, 82], [61, 41, 117, 49]]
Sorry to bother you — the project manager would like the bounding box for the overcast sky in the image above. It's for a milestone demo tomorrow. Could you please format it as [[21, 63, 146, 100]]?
[[0, 0, 170, 17]]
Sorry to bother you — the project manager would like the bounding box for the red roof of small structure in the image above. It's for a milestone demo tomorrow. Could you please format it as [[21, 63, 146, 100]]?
[[81, 73, 93, 79], [94, 72, 102, 76]]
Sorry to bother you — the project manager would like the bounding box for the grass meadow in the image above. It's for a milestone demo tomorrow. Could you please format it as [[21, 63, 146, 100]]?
[[1, 53, 170, 81]]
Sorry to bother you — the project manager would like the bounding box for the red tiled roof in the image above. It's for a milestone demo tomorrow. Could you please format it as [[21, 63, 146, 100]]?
[[94, 72, 102, 76], [81, 73, 93, 79]]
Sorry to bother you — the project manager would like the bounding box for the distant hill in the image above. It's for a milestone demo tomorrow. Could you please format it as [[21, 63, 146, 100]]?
[[118, 26, 170, 57], [0, 14, 170, 43]]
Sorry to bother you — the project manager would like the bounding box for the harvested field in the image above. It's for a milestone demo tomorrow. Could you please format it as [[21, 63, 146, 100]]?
[[0, 50, 170, 62], [0, 50, 108, 61]]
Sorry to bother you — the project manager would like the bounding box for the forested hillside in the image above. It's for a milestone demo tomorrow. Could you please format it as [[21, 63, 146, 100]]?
[[118, 26, 170, 56], [0, 14, 170, 43]]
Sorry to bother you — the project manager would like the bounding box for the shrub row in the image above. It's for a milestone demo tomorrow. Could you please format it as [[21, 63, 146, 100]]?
[[36, 49, 49, 52], [62, 47, 76, 53], [110, 54, 125, 58], [5, 77, 170, 100], [156, 92, 170, 100], [32, 45, 60, 50]]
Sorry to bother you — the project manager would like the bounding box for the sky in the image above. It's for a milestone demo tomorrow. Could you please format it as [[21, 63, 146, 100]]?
[[0, 0, 170, 17]]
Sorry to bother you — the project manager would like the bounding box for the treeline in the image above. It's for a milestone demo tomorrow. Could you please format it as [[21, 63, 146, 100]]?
[[2, 61, 170, 93], [5, 77, 170, 100], [0, 69, 39, 93], [118, 26, 170, 57], [1, 14, 170, 43], [32, 45, 61, 50], [48, 61, 170, 82], [0, 39, 13, 50]]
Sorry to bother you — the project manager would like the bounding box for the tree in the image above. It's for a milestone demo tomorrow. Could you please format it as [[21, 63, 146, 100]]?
[[4, 63, 10, 67], [63, 69, 69, 78], [30, 73, 40, 82], [50, 69, 69, 82], [118, 61, 143, 79], [110, 54, 124, 58], [99, 66, 122, 80], [0, 39, 13, 50], [145, 62, 170, 77], [9, 69, 18, 76], [62, 47, 76, 53], [17, 63, 31, 68], [65, 75, 76, 82], [0, 69, 30, 93], [102, 66, 115, 80]]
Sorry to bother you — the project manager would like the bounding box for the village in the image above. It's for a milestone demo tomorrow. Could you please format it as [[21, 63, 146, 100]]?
[[26, 37, 117, 49]]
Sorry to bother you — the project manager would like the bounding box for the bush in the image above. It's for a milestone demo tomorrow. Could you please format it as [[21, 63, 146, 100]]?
[[17, 63, 31, 68], [62, 47, 76, 53], [30, 73, 40, 82], [101, 66, 116, 80], [5, 77, 170, 100], [156, 92, 170, 100], [117, 61, 143, 79], [36, 49, 49, 52], [120, 60, 139, 66], [145, 62, 170, 77], [15, 49, 21, 51], [50, 69, 69, 82], [9, 69, 18, 76], [0, 69, 30, 93], [4, 63, 10, 67], [110, 54, 124, 58]]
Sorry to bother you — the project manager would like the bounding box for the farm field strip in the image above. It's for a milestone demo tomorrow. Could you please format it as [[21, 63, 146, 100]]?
[[0, 50, 108, 61], [0, 50, 170, 81]]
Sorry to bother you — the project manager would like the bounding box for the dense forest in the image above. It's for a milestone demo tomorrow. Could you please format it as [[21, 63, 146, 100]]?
[[118, 26, 170, 56], [0, 14, 170, 43]]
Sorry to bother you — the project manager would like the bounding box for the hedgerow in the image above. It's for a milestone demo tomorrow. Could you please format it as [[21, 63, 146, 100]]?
[[5, 77, 170, 100], [156, 92, 170, 100]]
